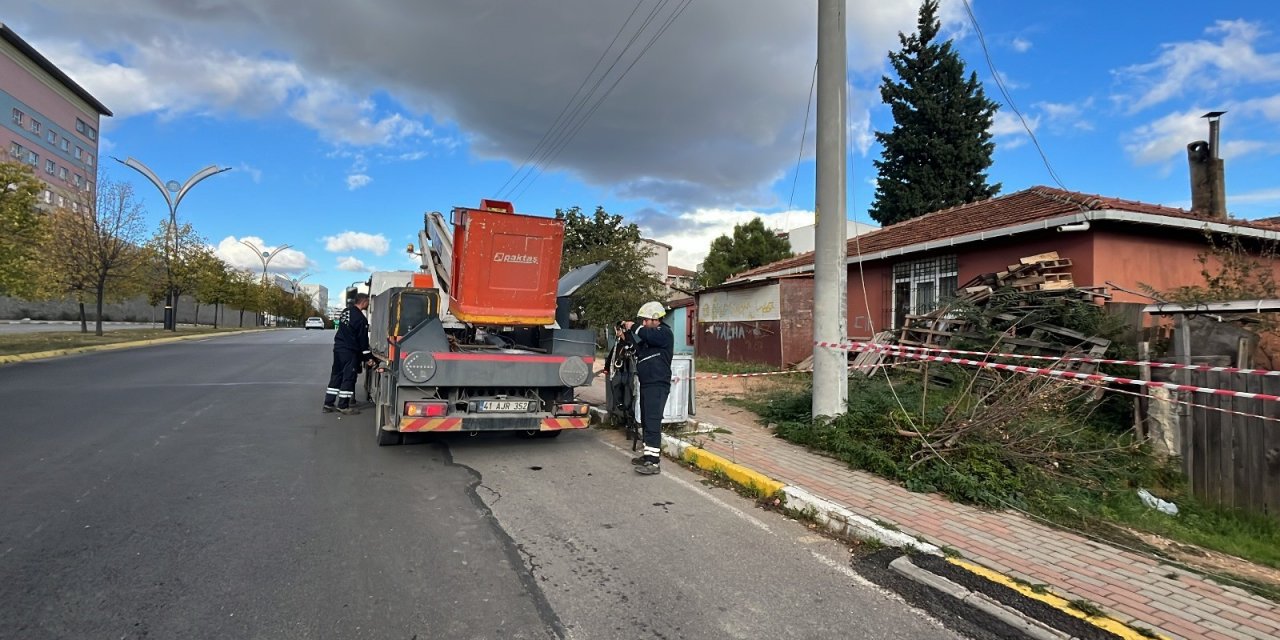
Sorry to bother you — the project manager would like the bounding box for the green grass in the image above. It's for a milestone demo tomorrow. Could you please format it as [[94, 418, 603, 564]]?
[[695, 357, 779, 375], [0, 327, 250, 357]]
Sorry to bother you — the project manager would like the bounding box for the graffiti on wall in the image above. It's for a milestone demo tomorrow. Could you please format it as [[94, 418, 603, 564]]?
[[706, 321, 772, 342], [699, 284, 781, 322]]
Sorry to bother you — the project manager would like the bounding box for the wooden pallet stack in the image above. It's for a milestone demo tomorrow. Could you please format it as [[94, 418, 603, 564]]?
[[894, 251, 1112, 378]]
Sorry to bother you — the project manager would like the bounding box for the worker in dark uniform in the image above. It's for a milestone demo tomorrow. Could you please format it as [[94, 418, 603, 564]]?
[[623, 301, 674, 475], [323, 292, 373, 415]]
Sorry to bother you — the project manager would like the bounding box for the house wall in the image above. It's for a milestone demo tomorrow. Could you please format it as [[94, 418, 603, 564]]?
[[695, 282, 783, 367], [779, 277, 814, 366], [1090, 228, 1280, 303]]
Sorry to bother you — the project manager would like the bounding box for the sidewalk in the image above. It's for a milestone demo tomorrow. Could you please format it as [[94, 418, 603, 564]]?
[[578, 378, 1280, 640]]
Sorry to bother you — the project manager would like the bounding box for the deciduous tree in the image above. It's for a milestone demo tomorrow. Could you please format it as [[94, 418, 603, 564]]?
[[557, 206, 664, 332], [697, 217, 792, 287]]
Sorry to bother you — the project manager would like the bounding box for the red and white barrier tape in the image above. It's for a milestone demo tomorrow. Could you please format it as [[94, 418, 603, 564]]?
[[818, 340, 1280, 378], [813, 343, 1280, 404], [1062, 378, 1280, 424], [674, 361, 897, 382]]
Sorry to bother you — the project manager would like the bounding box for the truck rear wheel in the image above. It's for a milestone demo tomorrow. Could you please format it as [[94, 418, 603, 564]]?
[[376, 425, 402, 446]]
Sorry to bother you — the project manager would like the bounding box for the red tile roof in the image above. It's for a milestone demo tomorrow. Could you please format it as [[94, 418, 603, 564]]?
[[667, 265, 697, 277], [730, 186, 1275, 281]]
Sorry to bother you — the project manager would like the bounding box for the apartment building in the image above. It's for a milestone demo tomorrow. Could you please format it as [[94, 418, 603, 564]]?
[[1, 23, 111, 211]]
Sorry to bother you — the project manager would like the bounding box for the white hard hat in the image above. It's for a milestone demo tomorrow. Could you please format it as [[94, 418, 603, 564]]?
[[637, 301, 666, 319]]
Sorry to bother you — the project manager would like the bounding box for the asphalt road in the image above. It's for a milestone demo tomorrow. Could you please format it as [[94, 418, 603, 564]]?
[[0, 330, 961, 640]]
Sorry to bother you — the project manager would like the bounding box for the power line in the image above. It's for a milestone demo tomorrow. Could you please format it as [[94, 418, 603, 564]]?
[[509, 0, 696, 199], [788, 60, 819, 212], [494, 0, 648, 198], [958, 0, 1068, 191]]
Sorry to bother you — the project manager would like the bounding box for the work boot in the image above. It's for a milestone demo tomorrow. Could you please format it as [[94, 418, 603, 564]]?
[[634, 462, 660, 475], [631, 455, 649, 465], [322, 405, 335, 413], [336, 405, 360, 415]]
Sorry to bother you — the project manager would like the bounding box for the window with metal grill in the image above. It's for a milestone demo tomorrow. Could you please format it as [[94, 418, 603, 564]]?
[[891, 255, 958, 329]]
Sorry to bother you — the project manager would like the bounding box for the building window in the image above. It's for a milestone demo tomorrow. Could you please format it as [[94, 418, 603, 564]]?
[[74, 174, 83, 188], [26, 150, 38, 166], [59, 138, 69, 151], [41, 190, 52, 204], [56, 195, 65, 207], [46, 129, 56, 144], [45, 159, 55, 174], [85, 180, 93, 193], [30, 119, 41, 134], [9, 142, 23, 158], [85, 153, 94, 167], [58, 166, 68, 180], [74, 146, 82, 159], [891, 255, 958, 329], [11, 108, 23, 125], [75, 118, 96, 140]]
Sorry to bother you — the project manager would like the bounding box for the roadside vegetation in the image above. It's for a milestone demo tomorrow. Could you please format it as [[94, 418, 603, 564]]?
[[734, 373, 1280, 583], [695, 357, 779, 375], [0, 327, 245, 357]]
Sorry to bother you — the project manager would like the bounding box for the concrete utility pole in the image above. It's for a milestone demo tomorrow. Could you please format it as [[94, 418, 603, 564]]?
[[812, 0, 849, 418]]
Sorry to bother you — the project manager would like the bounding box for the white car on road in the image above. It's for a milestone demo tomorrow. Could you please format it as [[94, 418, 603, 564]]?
[[304, 317, 325, 330]]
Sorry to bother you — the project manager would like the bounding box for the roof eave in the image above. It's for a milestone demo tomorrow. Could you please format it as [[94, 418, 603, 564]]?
[[0, 23, 113, 117], [731, 210, 1280, 281]]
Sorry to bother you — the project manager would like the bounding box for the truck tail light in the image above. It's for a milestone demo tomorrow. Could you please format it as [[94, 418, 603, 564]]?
[[554, 403, 589, 416], [405, 401, 448, 417]]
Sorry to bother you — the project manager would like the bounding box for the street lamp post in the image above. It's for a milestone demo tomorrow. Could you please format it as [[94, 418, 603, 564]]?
[[241, 240, 291, 326], [114, 158, 230, 331]]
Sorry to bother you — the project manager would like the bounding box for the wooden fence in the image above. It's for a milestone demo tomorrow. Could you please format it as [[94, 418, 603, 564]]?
[[1179, 371, 1280, 517]]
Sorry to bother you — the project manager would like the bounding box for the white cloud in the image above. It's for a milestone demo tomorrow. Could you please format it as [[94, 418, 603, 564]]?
[[637, 208, 811, 270], [991, 111, 1039, 150], [346, 174, 372, 190], [1011, 37, 1032, 53], [1231, 187, 1280, 206], [1124, 100, 1280, 167], [8, 0, 969, 212], [236, 162, 263, 183], [324, 231, 389, 255], [214, 236, 311, 273], [336, 256, 369, 272], [1036, 99, 1094, 132], [1115, 20, 1280, 113]]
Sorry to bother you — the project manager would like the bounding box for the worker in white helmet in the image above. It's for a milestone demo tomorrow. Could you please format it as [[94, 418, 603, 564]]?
[[621, 301, 674, 475]]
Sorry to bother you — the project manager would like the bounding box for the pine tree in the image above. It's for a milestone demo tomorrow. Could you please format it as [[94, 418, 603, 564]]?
[[869, 0, 1000, 227]]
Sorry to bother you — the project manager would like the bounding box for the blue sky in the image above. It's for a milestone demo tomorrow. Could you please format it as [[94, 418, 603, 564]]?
[[6, 0, 1279, 308]]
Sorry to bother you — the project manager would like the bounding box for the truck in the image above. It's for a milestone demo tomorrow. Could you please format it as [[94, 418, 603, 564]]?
[[361, 199, 608, 446]]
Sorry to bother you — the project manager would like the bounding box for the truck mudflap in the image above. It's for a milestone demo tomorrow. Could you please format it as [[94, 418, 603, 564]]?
[[398, 414, 590, 433]]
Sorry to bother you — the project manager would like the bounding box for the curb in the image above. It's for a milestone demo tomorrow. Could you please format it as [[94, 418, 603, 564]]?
[[587, 406, 1165, 640], [889, 556, 1070, 640], [0, 328, 272, 366]]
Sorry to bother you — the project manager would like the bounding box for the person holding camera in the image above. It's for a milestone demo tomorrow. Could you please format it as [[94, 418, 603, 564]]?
[[621, 301, 674, 475]]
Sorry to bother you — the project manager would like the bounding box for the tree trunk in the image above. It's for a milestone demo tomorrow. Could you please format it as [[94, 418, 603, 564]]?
[[214, 302, 220, 329], [238, 307, 245, 327], [94, 283, 106, 337], [194, 300, 201, 328], [78, 300, 87, 333]]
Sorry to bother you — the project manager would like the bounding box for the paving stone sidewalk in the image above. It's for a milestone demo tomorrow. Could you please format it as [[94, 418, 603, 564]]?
[[578, 379, 1280, 640]]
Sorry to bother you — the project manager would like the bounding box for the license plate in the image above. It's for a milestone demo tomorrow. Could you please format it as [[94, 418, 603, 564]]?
[[479, 400, 533, 412]]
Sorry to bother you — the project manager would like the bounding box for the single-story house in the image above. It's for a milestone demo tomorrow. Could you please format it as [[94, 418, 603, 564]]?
[[694, 275, 814, 367], [696, 186, 1280, 366]]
